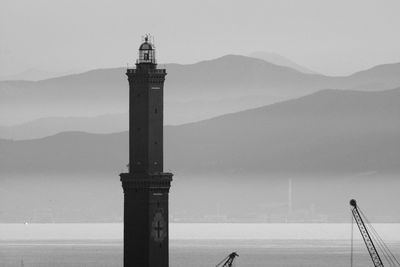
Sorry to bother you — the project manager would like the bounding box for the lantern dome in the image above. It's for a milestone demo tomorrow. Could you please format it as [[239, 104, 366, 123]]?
[[139, 37, 154, 51], [137, 36, 156, 64]]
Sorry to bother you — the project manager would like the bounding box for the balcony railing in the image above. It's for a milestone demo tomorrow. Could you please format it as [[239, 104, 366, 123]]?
[[126, 68, 166, 74]]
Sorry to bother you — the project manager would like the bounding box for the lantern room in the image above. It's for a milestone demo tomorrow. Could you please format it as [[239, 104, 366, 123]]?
[[137, 36, 156, 64]]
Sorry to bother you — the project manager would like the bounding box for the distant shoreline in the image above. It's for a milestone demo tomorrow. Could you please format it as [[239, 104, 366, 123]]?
[[1, 223, 399, 241]]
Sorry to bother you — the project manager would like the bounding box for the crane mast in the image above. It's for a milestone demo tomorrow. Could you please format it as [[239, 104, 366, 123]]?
[[350, 199, 384, 267]]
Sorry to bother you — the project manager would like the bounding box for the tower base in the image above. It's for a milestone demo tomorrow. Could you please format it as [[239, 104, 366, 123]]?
[[120, 172, 172, 267]]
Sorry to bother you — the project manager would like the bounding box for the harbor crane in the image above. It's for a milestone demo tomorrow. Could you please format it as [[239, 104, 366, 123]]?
[[350, 199, 400, 267], [215, 252, 239, 267]]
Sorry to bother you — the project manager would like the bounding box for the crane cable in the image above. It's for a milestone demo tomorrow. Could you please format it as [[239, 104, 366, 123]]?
[[360, 207, 397, 267], [215, 255, 229, 267], [359, 207, 400, 267], [367, 222, 396, 267], [368, 222, 400, 267], [351, 211, 354, 267], [359, 207, 395, 266]]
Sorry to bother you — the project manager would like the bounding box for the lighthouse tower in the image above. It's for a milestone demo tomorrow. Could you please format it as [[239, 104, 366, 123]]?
[[120, 36, 173, 267]]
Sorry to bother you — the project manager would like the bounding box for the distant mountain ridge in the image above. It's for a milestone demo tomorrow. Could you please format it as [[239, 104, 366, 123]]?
[[1, 88, 399, 174], [248, 51, 317, 74], [0, 69, 79, 81], [0, 113, 128, 140], [1, 55, 400, 126], [1, 88, 399, 223]]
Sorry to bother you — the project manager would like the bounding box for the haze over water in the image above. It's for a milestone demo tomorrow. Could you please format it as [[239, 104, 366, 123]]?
[[3, 239, 398, 267], [1, 223, 400, 266]]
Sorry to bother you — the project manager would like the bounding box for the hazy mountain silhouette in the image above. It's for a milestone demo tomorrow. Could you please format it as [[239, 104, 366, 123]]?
[[1, 55, 400, 126], [1, 88, 400, 222], [1, 88, 399, 174], [0, 113, 128, 140], [0, 68, 80, 81], [248, 51, 317, 74], [166, 88, 400, 174]]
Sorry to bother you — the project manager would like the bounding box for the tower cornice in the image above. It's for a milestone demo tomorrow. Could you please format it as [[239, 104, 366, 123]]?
[[120, 172, 173, 193]]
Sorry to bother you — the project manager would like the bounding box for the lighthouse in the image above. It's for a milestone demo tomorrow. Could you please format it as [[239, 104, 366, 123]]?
[[120, 36, 173, 267]]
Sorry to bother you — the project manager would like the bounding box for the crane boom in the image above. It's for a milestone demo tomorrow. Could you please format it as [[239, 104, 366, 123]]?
[[216, 252, 239, 267], [350, 199, 384, 267]]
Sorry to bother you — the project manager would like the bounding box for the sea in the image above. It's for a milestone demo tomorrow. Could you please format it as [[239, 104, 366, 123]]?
[[1, 223, 400, 267]]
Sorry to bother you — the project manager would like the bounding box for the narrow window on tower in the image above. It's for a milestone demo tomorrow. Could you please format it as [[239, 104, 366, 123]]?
[[155, 108, 158, 114]]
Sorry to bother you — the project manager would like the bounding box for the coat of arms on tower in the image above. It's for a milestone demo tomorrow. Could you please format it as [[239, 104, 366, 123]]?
[[151, 210, 166, 243]]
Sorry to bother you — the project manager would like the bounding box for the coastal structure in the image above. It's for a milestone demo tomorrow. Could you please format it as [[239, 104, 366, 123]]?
[[120, 36, 173, 267]]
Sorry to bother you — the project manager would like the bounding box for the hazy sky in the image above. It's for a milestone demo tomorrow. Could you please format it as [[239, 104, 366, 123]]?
[[1, 0, 400, 76]]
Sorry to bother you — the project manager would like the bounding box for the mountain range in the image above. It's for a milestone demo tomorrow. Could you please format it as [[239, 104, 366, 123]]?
[[1, 55, 400, 126], [1, 54, 400, 222], [1, 88, 399, 222], [0, 68, 81, 82], [1, 88, 399, 175], [0, 113, 128, 140], [248, 51, 317, 74]]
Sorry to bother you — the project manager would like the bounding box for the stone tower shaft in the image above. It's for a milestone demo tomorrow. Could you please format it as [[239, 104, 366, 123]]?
[[127, 65, 166, 173]]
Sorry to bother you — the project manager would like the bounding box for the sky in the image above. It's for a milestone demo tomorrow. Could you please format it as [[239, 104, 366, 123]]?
[[1, 0, 400, 76]]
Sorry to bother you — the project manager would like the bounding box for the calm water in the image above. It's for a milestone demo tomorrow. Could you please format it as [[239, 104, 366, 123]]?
[[2, 239, 400, 267], [1, 224, 400, 266]]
